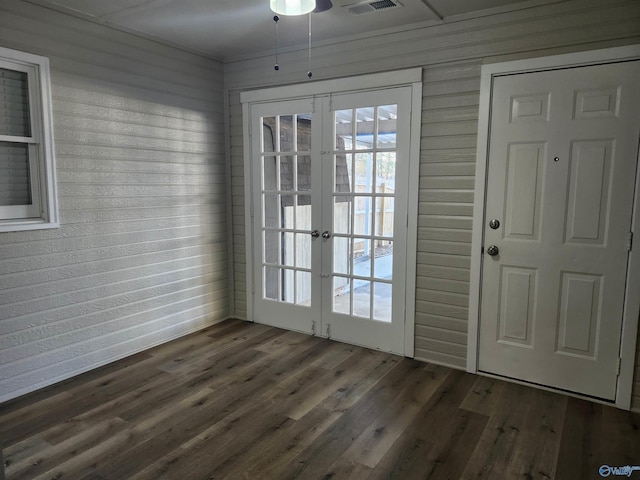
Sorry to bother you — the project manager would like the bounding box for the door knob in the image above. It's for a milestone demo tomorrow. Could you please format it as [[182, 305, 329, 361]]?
[[486, 245, 499, 256], [322, 231, 332, 239], [311, 230, 320, 238]]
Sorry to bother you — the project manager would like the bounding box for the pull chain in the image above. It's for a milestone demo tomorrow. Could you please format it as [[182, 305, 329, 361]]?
[[307, 13, 312, 78], [273, 15, 280, 71]]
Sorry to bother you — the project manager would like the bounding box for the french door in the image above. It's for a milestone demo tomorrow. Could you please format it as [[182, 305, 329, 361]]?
[[248, 86, 413, 355]]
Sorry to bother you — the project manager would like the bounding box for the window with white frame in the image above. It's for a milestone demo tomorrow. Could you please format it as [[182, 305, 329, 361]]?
[[0, 46, 58, 232]]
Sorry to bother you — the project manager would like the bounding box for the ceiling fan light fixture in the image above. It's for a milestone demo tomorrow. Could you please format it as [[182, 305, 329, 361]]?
[[270, 0, 316, 15]]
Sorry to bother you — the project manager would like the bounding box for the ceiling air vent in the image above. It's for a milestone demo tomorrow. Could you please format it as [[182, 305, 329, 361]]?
[[346, 0, 403, 15]]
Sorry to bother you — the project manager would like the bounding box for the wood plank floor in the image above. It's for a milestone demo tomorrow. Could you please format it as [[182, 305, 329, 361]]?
[[1, 319, 639, 480]]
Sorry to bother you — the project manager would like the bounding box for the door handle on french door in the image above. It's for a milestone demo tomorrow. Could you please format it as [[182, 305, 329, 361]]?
[[311, 230, 320, 238], [486, 245, 499, 256], [322, 231, 332, 239]]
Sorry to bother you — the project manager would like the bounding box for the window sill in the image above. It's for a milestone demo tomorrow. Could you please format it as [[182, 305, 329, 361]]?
[[0, 218, 60, 233]]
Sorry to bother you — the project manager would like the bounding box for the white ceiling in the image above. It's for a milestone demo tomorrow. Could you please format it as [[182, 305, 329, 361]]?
[[30, 0, 565, 61]]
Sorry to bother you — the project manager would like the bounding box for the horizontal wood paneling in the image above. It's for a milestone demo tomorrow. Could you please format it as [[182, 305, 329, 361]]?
[[224, 0, 640, 88], [228, 92, 247, 319], [634, 327, 640, 411], [0, 0, 228, 402], [225, 0, 640, 410]]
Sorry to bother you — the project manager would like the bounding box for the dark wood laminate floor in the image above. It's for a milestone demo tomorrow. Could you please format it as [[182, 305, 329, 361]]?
[[1, 319, 639, 480]]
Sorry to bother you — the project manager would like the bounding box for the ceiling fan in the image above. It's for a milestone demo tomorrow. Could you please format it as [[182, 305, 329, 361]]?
[[314, 0, 333, 12], [270, 0, 333, 16], [270, 0, 333, 75]]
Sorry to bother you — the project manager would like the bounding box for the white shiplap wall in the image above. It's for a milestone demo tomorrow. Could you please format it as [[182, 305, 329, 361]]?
[[0, 0, 228, 402], [224, 0, 640, 409]]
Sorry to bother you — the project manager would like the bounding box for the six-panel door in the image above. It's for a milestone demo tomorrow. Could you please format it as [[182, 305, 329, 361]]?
[[479, 61, 640, 400]]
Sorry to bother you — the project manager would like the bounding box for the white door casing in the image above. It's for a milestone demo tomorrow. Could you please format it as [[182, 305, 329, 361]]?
[[241, 70, 422, 356], [469, 46, 640, 408]]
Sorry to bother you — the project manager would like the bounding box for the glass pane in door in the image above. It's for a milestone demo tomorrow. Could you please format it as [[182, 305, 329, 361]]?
[[355, 107, 375, 150], [261, 113, 313, 306], [377, 105, 397, 149], [332, 104, 397, 323]]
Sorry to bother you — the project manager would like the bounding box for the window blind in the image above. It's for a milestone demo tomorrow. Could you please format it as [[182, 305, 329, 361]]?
[[0, 141, 31, 206], [0, 67, 31, 137]]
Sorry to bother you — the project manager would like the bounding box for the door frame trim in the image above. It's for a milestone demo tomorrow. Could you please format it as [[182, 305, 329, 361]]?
[[241, 69, 423, 357], [468, 45, 640, 410]]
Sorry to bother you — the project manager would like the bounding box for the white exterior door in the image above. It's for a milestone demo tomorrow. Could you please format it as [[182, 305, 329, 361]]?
[[479, 61, 640, 400], [250, 98, 322, 335], [248, 86, 414, 355], [320, 88, 411, 354]]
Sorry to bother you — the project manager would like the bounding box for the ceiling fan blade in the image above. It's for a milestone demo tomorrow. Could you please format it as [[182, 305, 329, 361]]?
[[314, 0, 333, 12]]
